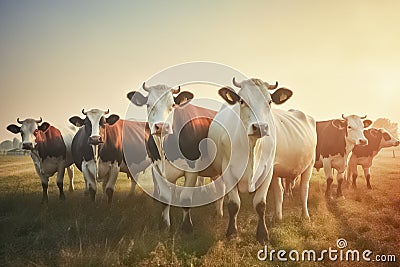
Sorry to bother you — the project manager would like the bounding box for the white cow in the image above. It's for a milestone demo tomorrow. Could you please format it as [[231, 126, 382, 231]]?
[[208, 78, 303, 243]]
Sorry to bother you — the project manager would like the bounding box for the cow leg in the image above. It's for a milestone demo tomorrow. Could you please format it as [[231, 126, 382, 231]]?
[[129, 174, 138, 196], [300, 164, 313, 220], [41, 176, 49, 204], [82, 162, 96, 201], [151, 166, 160, 199], [160, 203, 171, 231], [67, 166, 74, 192], [226, 186, 240, 239], [352, 173, 358, 189], [271, 177, 283, 221], [253, 170, 273, 243], [363, 168, 372, 189], [322, 160, 333, 199], [336, 171, 345, 198], [180, 172, 197, 233], [215, 181, 225, 218], [105, 162, 119, 204], [56, 165, 66, 201]]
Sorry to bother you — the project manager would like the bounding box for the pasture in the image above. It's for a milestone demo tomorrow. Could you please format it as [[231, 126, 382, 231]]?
[[0, 148, 399, 266]]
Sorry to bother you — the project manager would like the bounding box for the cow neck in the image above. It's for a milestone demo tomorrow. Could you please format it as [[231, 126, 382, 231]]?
[[30, 149, 44, 175]]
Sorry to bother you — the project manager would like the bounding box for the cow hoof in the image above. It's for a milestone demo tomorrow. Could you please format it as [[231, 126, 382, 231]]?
[[336, 195, 346, 201], [59, 194, 66, 201], [256, 227, 269, 244], [106, 188, 114, 204], [182, 220, 194, 234], [41, 198, 49, 204], [68, 187, 74, 192], [226, 227, 238, 239], [159, 220, 170, 232], [367, 185, 372, 190], [88, 188, 96, 202]]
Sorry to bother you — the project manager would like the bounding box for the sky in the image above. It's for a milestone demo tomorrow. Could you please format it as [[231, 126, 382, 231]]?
[[1, 0, 400, 140]]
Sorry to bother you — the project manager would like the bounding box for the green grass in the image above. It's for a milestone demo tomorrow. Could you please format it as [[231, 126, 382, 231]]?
[[0, 149, 399, 266]]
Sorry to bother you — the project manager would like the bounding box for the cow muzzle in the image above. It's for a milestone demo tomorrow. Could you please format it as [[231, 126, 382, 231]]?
[[89, 136, 103, 145], [394, 140, 400, 146], [153, 123, 172, 136], [248, 123, 270, 138], [358, 139, 368, 146], [22, 142, 34, 150]]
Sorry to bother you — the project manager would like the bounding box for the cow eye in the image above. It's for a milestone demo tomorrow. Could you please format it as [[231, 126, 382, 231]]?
[[348, 126, 352, 129], [268, 100, 272, 105], [33, 129, 38, 135], [239, 99, 245, 105]]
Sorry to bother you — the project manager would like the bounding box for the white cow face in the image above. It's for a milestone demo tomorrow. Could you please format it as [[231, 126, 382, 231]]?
[[332, 115, 372, 145], [374, 128, 400, 148], [219, 78, 293, 138], [69, 109, 119, 145], [127, 83, 194, 136], [6, 118, 50, 150]]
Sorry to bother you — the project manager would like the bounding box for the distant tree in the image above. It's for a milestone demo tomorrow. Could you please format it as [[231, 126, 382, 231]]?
[[372, 118, 399, 138]]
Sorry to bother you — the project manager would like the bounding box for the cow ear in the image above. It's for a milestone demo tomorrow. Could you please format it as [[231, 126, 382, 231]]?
[[271, 88, 293, 105], [106, 114, 120, 125], [6, 124, 21, 134], [369, 128, 380, 138], [69, 116, 84, 127], [127, 91, 148, 106], [363, 119, 372, 128], [38, 122, 50, 132], [218, 87, 240, 105], [332, 119, 346, 130], [174, 91, 194, 106]]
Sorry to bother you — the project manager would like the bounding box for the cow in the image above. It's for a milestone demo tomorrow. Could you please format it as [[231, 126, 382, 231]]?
[[208, 78, 315, 243], [6, 118, 75, 203], [127, 83, 218, 233], [314, 115, 372, 199], [347, 128, 399, 189], [69, 109, 151, 203]]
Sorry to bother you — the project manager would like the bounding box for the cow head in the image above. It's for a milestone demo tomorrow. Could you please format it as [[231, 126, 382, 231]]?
[[369, 128, 400, 148], [218, 78, 292, 138], [331, 114, 372, 145], [127, 83, 193, 136], [69, 109, 119, 145], [6, 118, 50, 150]]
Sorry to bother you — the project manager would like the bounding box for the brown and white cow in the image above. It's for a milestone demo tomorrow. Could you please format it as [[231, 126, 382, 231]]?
[[69, 109, 151, 203], [7, 118, 75, 203], [314, 115, 372, 198], [347, 128, 399, 189], [128, 83, 218, 233]]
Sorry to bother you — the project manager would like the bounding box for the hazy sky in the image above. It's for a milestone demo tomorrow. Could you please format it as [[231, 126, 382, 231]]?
[[1, 0, 399, 140]]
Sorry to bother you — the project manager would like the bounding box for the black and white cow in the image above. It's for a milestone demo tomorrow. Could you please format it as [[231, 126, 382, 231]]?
[[7, 118, 75, 203], [69, 109, 151, 203]]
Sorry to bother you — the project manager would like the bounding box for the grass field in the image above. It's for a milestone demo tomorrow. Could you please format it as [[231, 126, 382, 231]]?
[[0, 148, 399, 266]]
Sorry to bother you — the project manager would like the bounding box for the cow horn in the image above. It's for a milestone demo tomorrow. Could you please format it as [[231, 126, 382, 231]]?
[[35, 117, 42, 124], [171, 86, 181, 94], [17, 118, 22, 124], [342, 114, 347, 120], [360, 115, 367, 119], [105, 109, 110, 115], [233, 77, 241, 88], [142, 82, 150, 92], [267, 81, 279, 90], [82, 109, 87, 115]]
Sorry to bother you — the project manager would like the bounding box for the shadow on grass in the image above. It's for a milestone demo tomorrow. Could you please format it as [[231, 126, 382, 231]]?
[[0, 190, 218, 266]]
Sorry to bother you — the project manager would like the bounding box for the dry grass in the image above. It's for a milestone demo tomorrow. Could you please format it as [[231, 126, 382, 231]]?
[[0, 148, 399, 266]]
